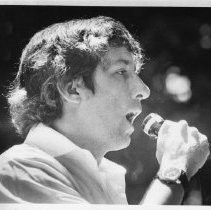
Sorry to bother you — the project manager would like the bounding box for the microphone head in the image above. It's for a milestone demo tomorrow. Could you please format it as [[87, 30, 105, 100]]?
[[141, 113, 164, 138]]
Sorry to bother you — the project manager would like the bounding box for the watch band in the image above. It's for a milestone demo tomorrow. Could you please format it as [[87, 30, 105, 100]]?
[[155, 170, 189, 191], [178, 170, 189, 191]]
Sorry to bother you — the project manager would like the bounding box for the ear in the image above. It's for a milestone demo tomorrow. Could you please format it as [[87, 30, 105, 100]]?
[[57, 77, 90, 104]]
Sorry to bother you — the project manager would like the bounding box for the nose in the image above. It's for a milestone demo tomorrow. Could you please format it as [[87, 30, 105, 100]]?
[[132, 74, 150, 101]]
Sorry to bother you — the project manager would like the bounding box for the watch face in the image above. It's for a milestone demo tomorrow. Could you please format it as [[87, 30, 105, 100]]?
[[162, 167, 181, 181]]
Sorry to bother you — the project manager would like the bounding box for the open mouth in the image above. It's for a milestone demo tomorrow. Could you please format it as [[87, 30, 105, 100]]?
[[126, 112, 137, 124]]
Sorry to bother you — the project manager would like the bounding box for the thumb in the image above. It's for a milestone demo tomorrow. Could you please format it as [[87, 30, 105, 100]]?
[[178, 120, 188, 143]]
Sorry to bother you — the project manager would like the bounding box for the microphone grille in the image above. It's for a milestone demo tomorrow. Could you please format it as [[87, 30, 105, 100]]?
[[141, 113, 164, 138]]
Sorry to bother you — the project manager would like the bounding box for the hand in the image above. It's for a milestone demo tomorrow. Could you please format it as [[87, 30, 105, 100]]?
[[156, 120, 210, 180]]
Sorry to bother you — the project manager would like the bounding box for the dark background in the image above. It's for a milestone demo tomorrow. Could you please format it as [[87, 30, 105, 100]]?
[[0, 6, 211, 204]]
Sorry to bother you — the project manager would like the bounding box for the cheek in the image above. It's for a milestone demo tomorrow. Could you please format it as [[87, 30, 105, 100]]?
[[96, 96, 128, 133], [98, 96, 126, 122], [88, 95, 122, 124], [97, 84, 131, 112]]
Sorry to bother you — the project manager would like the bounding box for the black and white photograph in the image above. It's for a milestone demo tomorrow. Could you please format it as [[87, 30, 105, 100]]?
[[0, 1, 211, 208]]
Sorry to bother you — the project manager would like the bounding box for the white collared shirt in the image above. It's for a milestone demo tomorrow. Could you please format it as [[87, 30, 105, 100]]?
[[0, 123, 127, 204]]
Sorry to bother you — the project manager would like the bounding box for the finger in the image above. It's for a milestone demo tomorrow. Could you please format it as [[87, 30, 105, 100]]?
[[178, 120, 188, 142], [157, 120, 175, 144], [198, 133, 210, 157], [159, 120, 175, 135], [156, 120, 175, 163], [199, 134, 210, 151], [189, 127, 200, 144], [199, 133, 207, 143]]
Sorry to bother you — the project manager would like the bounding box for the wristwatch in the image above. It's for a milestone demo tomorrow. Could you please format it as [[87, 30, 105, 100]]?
[[155, 167, 189, 191]]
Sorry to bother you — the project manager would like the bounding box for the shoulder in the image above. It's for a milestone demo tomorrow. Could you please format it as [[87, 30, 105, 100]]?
[[0, 144, 87, 203], [0, 143, 73, 183], [0, 144, 65, 172]]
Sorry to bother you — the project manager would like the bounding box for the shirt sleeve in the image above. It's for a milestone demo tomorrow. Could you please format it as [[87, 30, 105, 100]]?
[[0, 157, 89, 203]]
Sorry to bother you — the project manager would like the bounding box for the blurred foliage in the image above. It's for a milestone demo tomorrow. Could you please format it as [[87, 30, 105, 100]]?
[[0, 6, 211, 204]]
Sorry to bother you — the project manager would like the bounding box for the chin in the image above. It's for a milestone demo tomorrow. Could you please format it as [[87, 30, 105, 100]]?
[[123, 135, 131, 148], [112, 135, 131, 151]]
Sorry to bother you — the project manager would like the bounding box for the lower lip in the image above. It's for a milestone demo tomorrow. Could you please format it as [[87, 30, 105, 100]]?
[[126, 124, 135, 135]]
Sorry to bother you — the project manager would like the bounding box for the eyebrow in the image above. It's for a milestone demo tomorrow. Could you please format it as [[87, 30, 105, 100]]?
[[115, 58, 141, 73], [113, 59, 132, 66], [102, 57, 139, 73]]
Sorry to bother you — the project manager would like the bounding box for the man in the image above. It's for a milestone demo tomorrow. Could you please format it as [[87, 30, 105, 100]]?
[[0, 16, 209, 204]]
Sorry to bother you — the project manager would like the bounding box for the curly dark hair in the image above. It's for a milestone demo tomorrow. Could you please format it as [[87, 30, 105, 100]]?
[[7, 16, 143, 138]]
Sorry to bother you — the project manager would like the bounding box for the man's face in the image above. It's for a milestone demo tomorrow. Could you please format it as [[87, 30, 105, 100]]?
[[78, 47, 150, 152]]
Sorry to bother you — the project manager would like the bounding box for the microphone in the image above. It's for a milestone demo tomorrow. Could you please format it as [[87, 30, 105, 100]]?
[[141, 113, 164, 139], [142, 113, 211, 151]]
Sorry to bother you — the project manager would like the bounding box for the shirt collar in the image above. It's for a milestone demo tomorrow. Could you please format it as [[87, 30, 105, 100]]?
[[24, 123, 126, 180], [25, 123, 82, 157]]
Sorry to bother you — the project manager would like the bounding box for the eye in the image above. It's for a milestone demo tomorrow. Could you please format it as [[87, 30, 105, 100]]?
[[117, 69, 127, 75]]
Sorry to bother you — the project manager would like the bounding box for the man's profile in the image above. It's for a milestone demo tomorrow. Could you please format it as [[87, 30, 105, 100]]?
[[0, 16, 209, 204]]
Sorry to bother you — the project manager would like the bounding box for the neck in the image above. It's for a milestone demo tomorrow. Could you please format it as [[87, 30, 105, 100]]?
[[51, 118, 106, 166]]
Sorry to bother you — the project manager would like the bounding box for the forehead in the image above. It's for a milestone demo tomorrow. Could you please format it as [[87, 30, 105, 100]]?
[[101, 47, 136, 69]]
